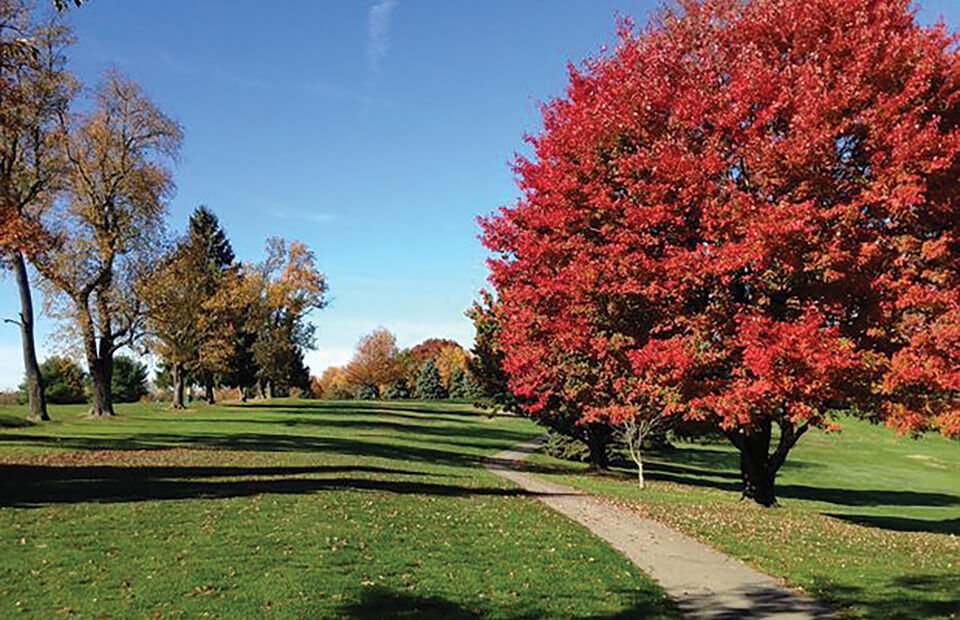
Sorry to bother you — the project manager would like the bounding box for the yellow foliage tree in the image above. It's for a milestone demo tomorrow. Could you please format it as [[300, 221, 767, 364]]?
[[435, 344, 467, 390]]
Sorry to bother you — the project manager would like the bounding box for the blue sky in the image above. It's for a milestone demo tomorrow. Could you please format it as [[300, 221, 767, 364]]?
[[0, 0, 957, 389]]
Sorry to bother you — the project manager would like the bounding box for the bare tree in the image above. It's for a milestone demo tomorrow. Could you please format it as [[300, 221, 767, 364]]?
[[617, 413, 676, 489]]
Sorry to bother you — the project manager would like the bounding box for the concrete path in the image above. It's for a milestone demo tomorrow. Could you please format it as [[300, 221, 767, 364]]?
[[486, 437, 834, 620]]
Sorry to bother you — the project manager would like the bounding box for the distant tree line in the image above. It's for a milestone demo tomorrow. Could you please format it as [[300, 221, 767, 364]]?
[[314, 331, 480, 401]]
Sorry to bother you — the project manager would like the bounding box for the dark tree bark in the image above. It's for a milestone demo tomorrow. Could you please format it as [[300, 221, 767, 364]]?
[[725, 418, 810, 507], [80, 301, 115, 418], [11, 251, 48, 422], [204, 373, 215, 404], [585, 422, 611, 471], [171, 362, 186, 410], [737, 421, 776, 506], [87, 354, 114, 417]]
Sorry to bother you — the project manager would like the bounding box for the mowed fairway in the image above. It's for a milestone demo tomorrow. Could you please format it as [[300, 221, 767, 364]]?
[[528, 419, 960, 620], [0, 401, 678, 619]]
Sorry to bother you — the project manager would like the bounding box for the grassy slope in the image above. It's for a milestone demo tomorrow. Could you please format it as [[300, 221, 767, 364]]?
[[0, 400, 679, 620], [528, 417, 960, 620]]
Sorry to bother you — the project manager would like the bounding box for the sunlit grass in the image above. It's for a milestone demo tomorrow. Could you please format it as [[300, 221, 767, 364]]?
[[528, 417, 960, 620], [0, 400, 679, 619]]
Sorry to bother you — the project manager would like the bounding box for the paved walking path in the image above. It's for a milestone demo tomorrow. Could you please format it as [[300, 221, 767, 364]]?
[[486, 437, 834, 620]]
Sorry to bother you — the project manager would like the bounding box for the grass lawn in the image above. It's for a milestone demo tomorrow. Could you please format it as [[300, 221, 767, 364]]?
[[527, 417, 960, 620], [0, 400, 679, 619]]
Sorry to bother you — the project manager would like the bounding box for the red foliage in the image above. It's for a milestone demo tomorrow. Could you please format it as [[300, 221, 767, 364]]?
[[408, 338, 462, 364], [481, 0, 960, 502]]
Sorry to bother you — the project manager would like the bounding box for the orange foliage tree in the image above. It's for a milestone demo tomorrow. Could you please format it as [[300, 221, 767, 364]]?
[[37, 70, 182, 417], [345, 328, 401, 398], [0, 0, 75, 421]]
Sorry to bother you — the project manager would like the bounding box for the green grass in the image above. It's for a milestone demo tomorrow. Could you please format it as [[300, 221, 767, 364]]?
[[0, 400, 679, 619], [527, 417, 960, 620]]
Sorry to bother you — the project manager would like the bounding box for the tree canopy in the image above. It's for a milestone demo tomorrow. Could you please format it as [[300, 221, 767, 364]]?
[[481, 0, 960, 505]]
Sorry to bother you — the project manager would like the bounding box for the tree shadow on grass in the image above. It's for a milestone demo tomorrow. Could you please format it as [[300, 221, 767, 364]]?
[[0, 462, 574, 508], [826, 513, 960, 535], [0, 414, 35, 429], [811, 573, 960, 620], [675, 584, 832, 619], [634, 447, 960, 512], [641, 467, 960, 510], [225, 401, 512, 419], [214, 407, 496, 426], [0, 431, 504, 466], [336, 586, 679, 619], [175, 416, 535, 445]]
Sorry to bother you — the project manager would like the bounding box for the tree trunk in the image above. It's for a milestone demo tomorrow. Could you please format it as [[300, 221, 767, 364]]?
[[204, 374, 215, 404], [585, 423, 610, 471], [171, 363, 186, 410], [79, 306, 114, 418], [12, 251, 48, 422], [88, 355, 115, 417], [264, 380, 273, 400], [737, 422, 777, 506], [256, 379, 264, 400]]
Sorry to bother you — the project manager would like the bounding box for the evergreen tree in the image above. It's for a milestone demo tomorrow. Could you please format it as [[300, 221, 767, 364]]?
[[448, 367, 470, 399], [415, 359, 446, 400], [384, 378, 411, 399], [186, 205, 236, 403], [19, 357, 87, 405], [111, 356, 149, 403], [187, 205, 236, 281]]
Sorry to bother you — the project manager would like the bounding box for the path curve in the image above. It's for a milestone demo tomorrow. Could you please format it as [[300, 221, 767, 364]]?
[[486, 436, 834, 620]]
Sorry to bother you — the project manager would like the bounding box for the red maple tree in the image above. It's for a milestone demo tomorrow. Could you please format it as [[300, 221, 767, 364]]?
[[482, 0, 960, 505]]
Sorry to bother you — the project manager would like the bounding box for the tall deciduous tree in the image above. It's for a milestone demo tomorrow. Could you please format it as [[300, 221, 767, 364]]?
[[139, 240, 205, 409], [345, 328, 401, 397], [38, 69, 182, 417], [0, 0, 75, 421], [434, 343, 467, 391], [482, 0, 960, 505], [318, 365, 352, 400], [247, 238, 327, 398]]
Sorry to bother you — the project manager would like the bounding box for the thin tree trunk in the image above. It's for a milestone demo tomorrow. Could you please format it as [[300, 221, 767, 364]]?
[[11, 251, 48, 422], [171, 362, 186, 410], [623, 422, 645, 489], [265, 380, 273, 400]]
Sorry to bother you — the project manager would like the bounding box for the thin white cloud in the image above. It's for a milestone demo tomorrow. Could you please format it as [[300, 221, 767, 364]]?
[[367, 0, 398, 72], [271, 208, 338, 225]]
